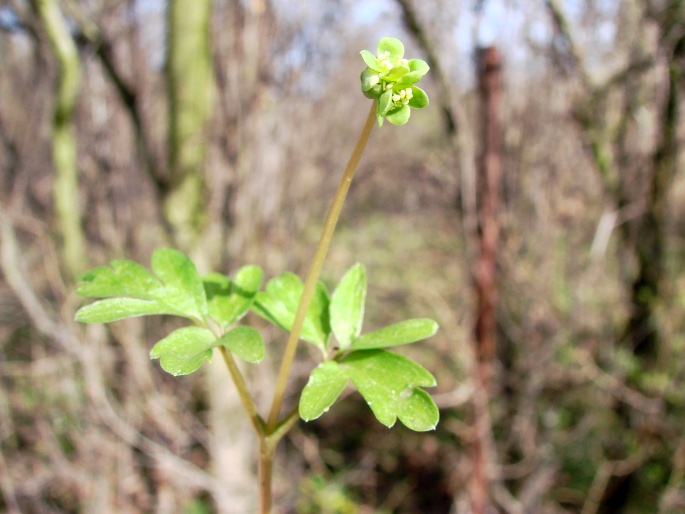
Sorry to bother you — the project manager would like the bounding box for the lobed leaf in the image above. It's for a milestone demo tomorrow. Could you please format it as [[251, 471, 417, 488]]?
[[350, 318, 438, 350], [299, 350, 439, 431], [75, 249, 211, 323], [217, 326, 264, 363], [396, 388, 440, 432], [76, 260, 161, 299], [299, 361, 348, 421], [341, 350, 438, 431], [330, 264, 366, 350], [150, 248, 207, 321], [252, 273, 330, 348], [75, 297, 175, 323], [204, 265, 263, 329], [149, 327, 216, 376], [203, 272, 231, 324]]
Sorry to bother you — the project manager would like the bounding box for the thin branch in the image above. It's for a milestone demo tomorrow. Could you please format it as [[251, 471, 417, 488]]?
[[395, 0, 457, 134], [546, 0, 593, 88], [64, 0, 167, 193], [581, 461, 615, 514], [571, 349, 663, 415], [659, 433, 685, 512]]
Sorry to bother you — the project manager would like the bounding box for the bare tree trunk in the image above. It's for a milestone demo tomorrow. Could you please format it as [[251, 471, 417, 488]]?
[[470, 46, 504, 514], [33, 0, 87, 276]]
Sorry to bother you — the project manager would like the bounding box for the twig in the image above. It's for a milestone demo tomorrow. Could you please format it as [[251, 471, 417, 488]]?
[[659, 433, 685, 512], [572, 348, 663, 415], [581, 461, 615, 514]]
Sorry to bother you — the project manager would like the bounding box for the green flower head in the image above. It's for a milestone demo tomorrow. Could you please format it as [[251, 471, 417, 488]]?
[[360, 36, 430, 127]]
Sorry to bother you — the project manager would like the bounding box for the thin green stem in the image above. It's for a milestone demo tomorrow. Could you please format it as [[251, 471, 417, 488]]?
[[266, 103, 377, 431], [257, 407, 299, 514], [258, 440, 274, 514], [268, 406, 300, 448], [217, 346, 264, 437]]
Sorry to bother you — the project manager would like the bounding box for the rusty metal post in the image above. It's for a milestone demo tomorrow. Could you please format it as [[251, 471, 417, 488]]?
[[471, 45, 503, 514]]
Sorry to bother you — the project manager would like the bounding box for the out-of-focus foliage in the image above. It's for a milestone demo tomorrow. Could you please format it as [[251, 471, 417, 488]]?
[[2, 0, 685, 512]]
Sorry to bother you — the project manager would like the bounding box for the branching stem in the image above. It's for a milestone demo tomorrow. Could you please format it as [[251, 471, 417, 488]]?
[[218, 103, 376, 513]]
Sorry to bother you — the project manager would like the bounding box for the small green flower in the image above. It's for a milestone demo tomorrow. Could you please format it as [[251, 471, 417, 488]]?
[[360, 37, 430, 127]]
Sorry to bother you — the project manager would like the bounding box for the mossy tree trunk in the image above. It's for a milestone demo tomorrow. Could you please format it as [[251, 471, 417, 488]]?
[[165, 0, 214, 251], [34, 0, 87, 277], [166, 3, 256, 511]]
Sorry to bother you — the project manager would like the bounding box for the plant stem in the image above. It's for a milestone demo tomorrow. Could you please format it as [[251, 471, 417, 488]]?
[[258, 440, 274, 514], [269, 406, 301, 446], [256, 407, 299, 514], [266, 102, 377, 431], [218, 346, 264, 437]]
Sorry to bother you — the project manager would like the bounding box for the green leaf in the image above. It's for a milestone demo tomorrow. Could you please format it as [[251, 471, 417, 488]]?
[[149, 327, 216, 376], [342, 350, 438, 431], [378, 37, 404, 60], [330, 264, 366, 350], [384, 65, 410, 82], [150, 248, 207, 321], [75, 297, 175, 323], [252, 273, 330, 348], [76, 260, 161, 299], [396, 388, 440, 432], [363, 83, 382, 100], [359, 50, 380, 71], [252, 273, 300, 329], [386, 105, 411, 125], [408, 86, 429, 109], [203, 272, 231, 322], [378, 89, 393, 117], [408, 59, 429, 76], [360, 68, 380, 92], [75, 249, 211, 324], [299, 361, 348, 421], [204, 265, 263, 329], [217, 326, 264, 363], [350, 318, 438, 350], [395, 71, 423, 88]]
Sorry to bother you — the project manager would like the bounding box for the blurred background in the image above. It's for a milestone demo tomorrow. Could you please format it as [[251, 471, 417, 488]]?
[[1, 0, 685, 512]]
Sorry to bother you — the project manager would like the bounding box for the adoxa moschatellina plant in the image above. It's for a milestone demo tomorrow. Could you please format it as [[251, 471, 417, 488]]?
[[75, 36, 435, 513], [360, 35, 430, 126]]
